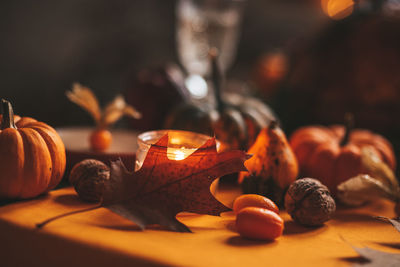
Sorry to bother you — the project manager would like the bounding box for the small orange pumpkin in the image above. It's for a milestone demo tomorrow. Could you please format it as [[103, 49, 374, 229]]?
[[0, 99, 66, 199], [289, 114, 396, 195]]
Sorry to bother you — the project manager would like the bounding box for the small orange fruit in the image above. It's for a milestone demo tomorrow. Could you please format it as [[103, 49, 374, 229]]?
[[89, 129, 112, 151], [233, 194, 279, 215], [236, 207, 284, 240]]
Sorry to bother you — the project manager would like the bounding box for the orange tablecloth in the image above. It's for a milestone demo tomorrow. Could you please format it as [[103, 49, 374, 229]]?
[[0, 186, 399, 267]]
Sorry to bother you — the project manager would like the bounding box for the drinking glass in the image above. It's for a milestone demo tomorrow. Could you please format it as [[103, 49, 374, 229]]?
[[176, 0, 246, 100]]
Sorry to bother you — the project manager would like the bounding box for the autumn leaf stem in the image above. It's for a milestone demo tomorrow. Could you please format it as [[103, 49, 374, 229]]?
[[36, 204, 102, 229]]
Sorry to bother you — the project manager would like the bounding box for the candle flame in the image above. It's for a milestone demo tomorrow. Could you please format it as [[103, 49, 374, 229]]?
[[172, 150, 186, 161], [167, 147, 193, 161]]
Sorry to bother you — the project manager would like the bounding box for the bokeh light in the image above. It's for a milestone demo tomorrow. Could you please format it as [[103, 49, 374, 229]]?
[[321, 0, 354, 19]]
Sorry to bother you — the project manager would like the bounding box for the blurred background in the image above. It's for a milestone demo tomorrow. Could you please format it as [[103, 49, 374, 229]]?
[[0, 0, 321, 126], [1, 0, 399, 158]]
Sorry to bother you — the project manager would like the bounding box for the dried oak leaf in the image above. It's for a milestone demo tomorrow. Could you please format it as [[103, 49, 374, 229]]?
[[347, 218, 400, 266], [351, 247, 400, 267], [102, 133, 250, 232], [375, 217, 400, 234], [388, 218, 400, 233]]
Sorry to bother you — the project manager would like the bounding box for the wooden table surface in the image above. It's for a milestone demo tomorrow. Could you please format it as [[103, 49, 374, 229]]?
[[0, 185, 399, 267]]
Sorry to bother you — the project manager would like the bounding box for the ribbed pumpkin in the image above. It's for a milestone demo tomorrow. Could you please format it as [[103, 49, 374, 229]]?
[[289, 115, 396, 195], [0, 99, 66, 199], [165, 51, 276, 150]]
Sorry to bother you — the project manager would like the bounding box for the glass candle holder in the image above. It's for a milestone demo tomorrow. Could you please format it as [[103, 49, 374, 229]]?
[[135, 129, 219, 170], [135, 129, 219, 194]]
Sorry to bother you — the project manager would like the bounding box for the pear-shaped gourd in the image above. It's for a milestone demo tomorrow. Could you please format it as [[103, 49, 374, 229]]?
[[239, 121, 299, 206]]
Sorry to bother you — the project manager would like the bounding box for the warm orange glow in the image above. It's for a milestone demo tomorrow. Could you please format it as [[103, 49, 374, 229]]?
[[167, 148, 191, 161], [135, 130, 214, 170], [260, 52, 287, 81], [321, 0, 354, 20]]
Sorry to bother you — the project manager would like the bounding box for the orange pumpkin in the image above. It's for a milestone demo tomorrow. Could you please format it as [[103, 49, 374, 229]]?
[[0, 99, 66, 199], [289, 116, 396, 195]]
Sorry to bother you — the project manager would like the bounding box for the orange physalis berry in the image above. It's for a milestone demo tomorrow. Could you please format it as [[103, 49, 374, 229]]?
[[236, 207, 284, 240], [233, 194, 279, 215], [89, 129, 112, 151]]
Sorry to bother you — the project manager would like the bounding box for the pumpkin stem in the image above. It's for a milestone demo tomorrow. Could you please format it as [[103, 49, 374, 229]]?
[[340, 113, 354, 147], [36, 204, 102, 229], [209, 48, 224, 113], [1, 99, 17, 130]]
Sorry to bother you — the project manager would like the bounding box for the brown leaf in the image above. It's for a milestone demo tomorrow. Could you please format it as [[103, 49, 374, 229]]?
[[375, 216, 400, 234], [347, 217, 400, 266], [102, 133, 250, 232], [388, 218, 400, 233], [351, 246, 400, 267]]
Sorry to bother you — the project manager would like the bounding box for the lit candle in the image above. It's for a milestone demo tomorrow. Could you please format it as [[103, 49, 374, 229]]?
[[135, 130, 218, 171], [135, 130, 221, 195], [169, 148, 187, 161]]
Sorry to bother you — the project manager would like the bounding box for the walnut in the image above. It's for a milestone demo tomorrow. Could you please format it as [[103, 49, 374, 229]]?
[[69, 159, 110, 202], [285, 178, 336, 226]]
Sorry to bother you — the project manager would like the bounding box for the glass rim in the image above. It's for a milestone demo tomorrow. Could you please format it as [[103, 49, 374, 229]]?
[[137, 129, 215, 150]]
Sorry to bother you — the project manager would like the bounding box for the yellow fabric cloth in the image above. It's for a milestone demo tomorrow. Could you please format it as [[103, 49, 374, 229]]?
[[0, 186, 399, 267]]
